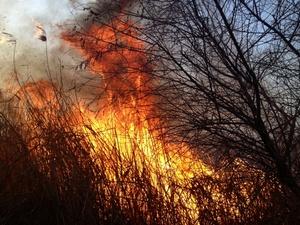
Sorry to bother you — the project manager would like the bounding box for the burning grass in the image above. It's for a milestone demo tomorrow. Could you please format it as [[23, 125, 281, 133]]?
[[0, 77, 286, 225], [0, 12, 289, 225]]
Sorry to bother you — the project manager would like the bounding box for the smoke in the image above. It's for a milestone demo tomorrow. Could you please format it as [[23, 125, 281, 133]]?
[[67, 0, 136, 28], [0, 0, 136, 100], [0, 0, 96, 85]]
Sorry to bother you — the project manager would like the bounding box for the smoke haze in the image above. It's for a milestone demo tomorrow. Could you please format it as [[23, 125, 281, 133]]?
[[0, 0, 95, 86]]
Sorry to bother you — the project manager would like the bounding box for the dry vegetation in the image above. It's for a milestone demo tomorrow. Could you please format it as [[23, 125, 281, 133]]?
[[0, 79, 294, 225], [1, 0, 300, 224]]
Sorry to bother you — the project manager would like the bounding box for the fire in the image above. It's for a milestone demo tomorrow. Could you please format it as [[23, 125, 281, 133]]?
[[7, 15, 273, 224], [74, 103, 207, 222], [60, 15, 276, 222], [62, 19, 214, 221], [63, 21, 154, 113], [16, 80, 58, 110]]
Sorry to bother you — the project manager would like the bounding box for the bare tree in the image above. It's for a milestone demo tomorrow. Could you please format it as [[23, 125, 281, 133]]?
[[127, 0, 300, 198], [74, 0, 300, 205]]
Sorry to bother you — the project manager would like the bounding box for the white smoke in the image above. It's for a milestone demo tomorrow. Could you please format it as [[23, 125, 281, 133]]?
[[0, 0, 95, 84]]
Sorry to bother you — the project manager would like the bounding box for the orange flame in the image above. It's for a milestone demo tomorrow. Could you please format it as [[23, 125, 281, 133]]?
[[62, 19, 214, 221], [9, 15, 272, 224], [16, 80, 59, 111], [63, 21, 153, 110]]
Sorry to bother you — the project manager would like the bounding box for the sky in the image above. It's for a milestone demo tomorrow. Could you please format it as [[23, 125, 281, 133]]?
[[0, 0, 94, 87]]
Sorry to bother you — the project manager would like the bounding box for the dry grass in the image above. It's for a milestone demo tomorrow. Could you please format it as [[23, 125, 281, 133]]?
[[0, 80, 295, 225]]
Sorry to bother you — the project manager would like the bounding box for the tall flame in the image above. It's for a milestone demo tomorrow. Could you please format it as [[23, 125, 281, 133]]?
[[61, 19, 215, 221], [7, 15, 273, 224]]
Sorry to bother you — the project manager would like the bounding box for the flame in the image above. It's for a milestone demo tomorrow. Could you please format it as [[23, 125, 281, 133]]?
[[61, 19, 215, 221], [63, 21, 153, 110], [9, 16, 273, 224], [60, 17, 276, 222], [16, 80, 59, 111]]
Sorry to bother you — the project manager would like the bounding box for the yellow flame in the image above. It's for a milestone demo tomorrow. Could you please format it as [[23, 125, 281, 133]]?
[[76, 102, 213, 222]]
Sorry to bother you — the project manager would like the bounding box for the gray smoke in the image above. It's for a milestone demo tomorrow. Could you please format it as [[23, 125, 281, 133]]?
[[0, 0, 95, 87], [0, 0, 136, 102]]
